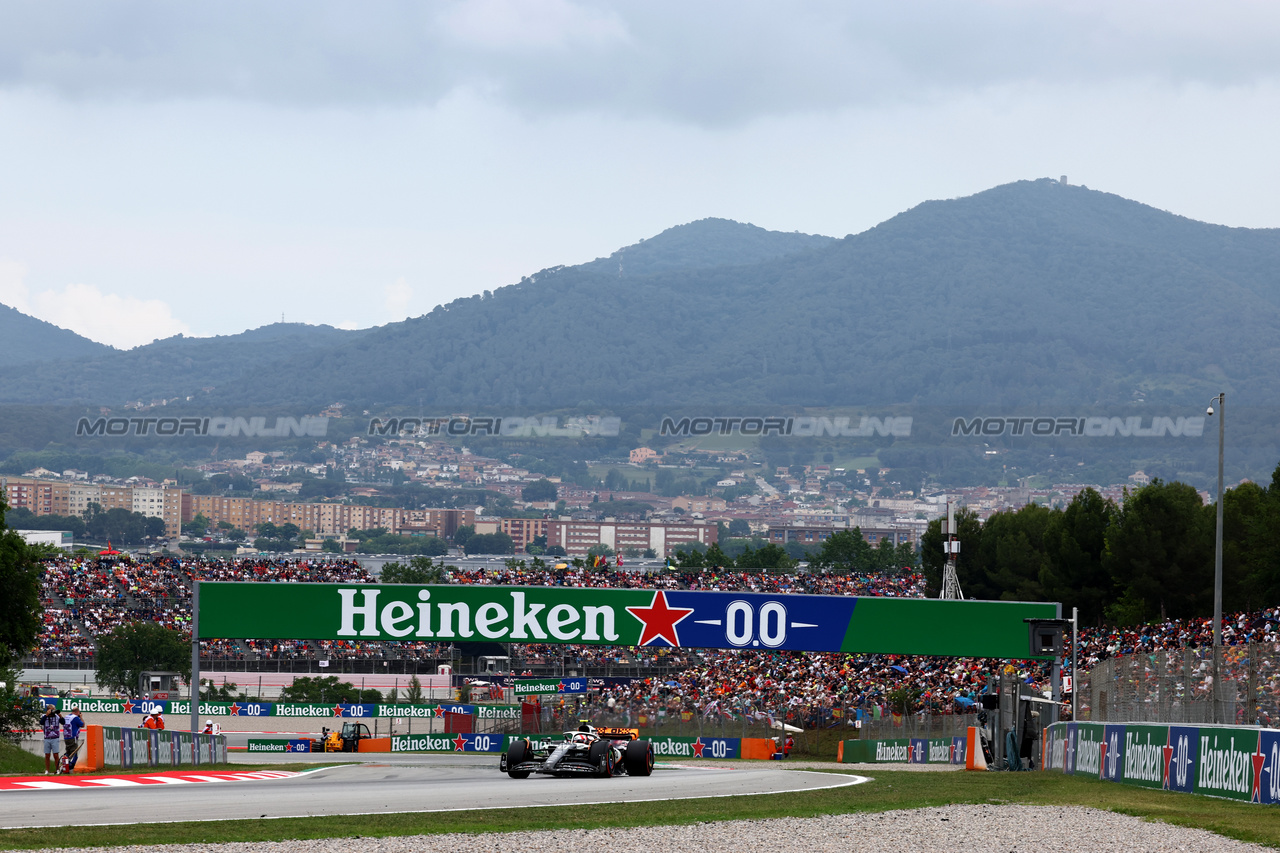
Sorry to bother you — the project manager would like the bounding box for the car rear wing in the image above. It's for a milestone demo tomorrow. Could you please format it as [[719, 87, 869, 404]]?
[[596, 726, 640, 740]]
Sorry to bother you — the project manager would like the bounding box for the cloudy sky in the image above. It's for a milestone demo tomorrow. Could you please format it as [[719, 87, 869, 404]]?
[[1, 0, 1279, 348]]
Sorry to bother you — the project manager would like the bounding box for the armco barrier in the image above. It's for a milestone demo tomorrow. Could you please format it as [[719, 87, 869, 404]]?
[[840, 736, 968, 766], [1043, 721, 1280, 803]]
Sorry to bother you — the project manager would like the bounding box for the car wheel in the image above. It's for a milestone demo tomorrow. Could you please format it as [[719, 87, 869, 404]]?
[[506, 738, 532, 779], [623, 739, 654, 777], [588, 740, 613, 777]]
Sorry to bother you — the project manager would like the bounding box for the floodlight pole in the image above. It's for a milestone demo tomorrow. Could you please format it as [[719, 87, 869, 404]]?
[[1208, 393, 1225, 724], [190, 580, 201, 735], [1071, 606, 1078, 721]]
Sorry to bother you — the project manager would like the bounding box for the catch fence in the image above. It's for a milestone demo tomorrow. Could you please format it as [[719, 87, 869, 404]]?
[[1077, 642, 1280, 726]]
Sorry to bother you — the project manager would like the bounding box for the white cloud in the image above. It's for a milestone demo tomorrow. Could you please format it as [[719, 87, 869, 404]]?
[[0, 260, 187, 348], [384, 277, 414, 320]]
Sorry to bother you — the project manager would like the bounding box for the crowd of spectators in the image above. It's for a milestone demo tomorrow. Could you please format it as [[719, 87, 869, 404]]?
[[27, 555, 1280, 724]]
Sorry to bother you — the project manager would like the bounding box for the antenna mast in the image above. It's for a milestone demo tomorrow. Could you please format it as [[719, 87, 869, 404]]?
[[940, 499, 964, 600]]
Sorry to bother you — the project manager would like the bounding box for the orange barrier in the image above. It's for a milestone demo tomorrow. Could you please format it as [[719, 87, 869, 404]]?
[[837, 741, 844, 763], [964, 727, 987, 771], [357, 738, 392, 753], [78, 725, 104, 773], [739, 738, 776, 760]]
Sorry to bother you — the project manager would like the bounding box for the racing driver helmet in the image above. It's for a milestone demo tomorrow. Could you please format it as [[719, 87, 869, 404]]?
[[572, 731, 593, 745]]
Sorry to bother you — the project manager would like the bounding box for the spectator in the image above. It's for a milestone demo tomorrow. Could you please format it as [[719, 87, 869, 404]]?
[[41, 706, 62, 774], [62, 707, 85, 772]]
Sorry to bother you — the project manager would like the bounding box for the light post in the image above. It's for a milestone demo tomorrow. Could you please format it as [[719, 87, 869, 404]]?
[[1206, 393, 1225, 723]]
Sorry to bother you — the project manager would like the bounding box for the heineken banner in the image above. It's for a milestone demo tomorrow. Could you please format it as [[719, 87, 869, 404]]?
[[840, 737, 967, 765], [513, 677, 588, 697], [42, 697, 520, 720], [197, 582, 1058, 658], [1045, 721, 1280, 804]]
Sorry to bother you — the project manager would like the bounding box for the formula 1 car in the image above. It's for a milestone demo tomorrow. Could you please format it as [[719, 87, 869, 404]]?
[[500, 723, 655, 779]]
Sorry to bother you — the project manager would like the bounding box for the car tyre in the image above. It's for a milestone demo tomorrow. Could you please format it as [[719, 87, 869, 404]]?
[[623, 739, 654, 777], [506, 738, 532, 779], [589, 739, 613, 777]]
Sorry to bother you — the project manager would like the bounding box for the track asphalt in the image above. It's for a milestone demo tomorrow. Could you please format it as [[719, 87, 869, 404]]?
[[1, 754, 868, 829]]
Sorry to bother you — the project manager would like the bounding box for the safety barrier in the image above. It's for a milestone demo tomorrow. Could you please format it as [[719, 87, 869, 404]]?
[[839, 735, 969, 766], [82, 725, 227, 771], [1043, 721, 1280, 803], [246, 732, 776, 758], [39, 697, 519, 721]]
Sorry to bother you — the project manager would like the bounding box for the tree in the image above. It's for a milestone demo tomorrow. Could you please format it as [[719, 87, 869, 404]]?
[[728, 519, 751, 537], [95, 623, 191, 694], [1041, 488, 1117, 625], [975, 504, 1053, 603], [464, 532, 515, 555], [0, 500, 41, 668], [405, 675, 424, 703], [278, 676, 381, 704], [1103, 480, 1213, 624], [381, 556, 452, 584], [735, 543, 795, 570], [182, 512, 211, 537], [0, 666, 42, 745], [453, 524, 475, 548], [522, 479, 558, 502], [809, 529, 872, 574]]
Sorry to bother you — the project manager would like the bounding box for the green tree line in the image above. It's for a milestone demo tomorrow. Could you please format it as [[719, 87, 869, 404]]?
[[921, 465, 1280, 627]]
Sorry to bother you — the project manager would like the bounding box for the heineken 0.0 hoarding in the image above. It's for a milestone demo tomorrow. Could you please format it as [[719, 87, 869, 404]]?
[[196, 583, 1057, 658]]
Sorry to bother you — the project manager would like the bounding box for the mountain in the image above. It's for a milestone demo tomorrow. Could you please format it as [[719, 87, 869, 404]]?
[[0, 303, 113, 365], [0, 322, 370, 405], [573, 217, 836, 278], [209, 179, 1280, 411], [3, 184, 1280, 415]]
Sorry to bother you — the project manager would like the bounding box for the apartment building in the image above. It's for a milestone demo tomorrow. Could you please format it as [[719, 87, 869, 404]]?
[[181, 495, 474, 539], [1, 477, 184, 536], [545, 519, 716, 557], [500, 517, 551, 552]]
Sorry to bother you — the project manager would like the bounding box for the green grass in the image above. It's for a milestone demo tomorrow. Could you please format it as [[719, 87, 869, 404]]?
[[0, 742, 44, 776], [3, 769, 1280, 850]]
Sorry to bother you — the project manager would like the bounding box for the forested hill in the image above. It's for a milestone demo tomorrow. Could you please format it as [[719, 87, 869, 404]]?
[[573, 218, 836, 278], [3, 180, 1280, 411], [215, 178, 1280, 410], [0, 303, 111, 365]]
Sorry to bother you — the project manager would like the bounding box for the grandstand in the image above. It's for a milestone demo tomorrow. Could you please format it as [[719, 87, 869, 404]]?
[[27, 555, 1280, 729]]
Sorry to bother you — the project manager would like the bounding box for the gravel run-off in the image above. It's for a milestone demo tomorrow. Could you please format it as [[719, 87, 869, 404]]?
[[20, 803, 1270, 853]]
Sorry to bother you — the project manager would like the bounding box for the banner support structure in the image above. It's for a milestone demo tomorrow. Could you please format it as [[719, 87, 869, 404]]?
[[190, 580, 201, 735]]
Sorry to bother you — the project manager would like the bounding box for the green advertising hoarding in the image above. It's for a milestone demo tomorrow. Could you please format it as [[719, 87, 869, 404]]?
[[196, 582, 1057, 658]]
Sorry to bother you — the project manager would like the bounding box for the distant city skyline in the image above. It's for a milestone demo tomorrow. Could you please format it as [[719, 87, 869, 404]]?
[[2, 1, 1279, 348]]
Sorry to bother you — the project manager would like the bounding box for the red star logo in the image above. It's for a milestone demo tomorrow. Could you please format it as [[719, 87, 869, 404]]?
[[434, 704, 447, 718], [1162, 742, 1175, 790], [453, 735, 468, 752], [950, 743, 956, 764], [1098, 742, 1107, 780], [1254, 734, 1266, 803], [228, 703, 242, 716], [557, 681, 567, 693], [332, 704, 345, 717], [122, 699, 135, 714], [626, 591, 695, 647], [692, 739, 705, 757]]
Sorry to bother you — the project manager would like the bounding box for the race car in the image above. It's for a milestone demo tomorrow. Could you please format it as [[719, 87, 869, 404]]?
[[500, 723, 654, 779]]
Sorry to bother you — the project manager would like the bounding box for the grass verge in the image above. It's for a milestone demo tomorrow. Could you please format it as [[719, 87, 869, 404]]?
[[0, 742, 44, 776], [3, 769, 1280, 850]]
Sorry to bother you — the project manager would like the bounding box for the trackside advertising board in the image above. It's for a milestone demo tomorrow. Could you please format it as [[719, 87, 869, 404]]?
[[1045, 722, 1280, 804], [40, 698, 520, 720], [196, 582, 1058, 658], [384, 734, 744, 757], [513, 677, 588, 697], [840, 737, 966, 765]]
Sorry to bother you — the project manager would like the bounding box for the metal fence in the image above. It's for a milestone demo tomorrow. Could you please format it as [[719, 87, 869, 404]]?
[[1078, 642, 1280, 726]]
